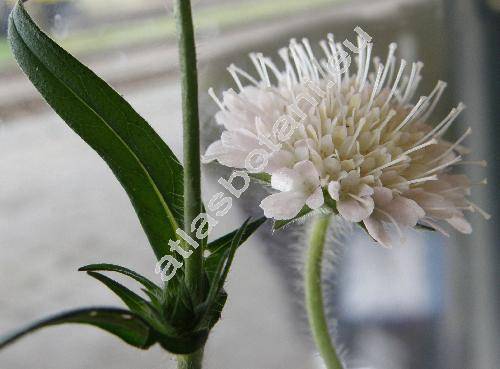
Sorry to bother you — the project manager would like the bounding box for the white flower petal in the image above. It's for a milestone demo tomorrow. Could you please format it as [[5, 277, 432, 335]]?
[[385, 196, 425, 227], [364, 217, 393, 248], [220, 129, 259, 150], [202, 140, 248, 167], [293, 160, 320, 186], [372, 187, 393, 207], [266, 150, 295, 173], [405, 189, 455, 219], [202, 140, 225, 163], [306, 186, 324, 209], [260, 191, 306, 220], [337, 196, 374, 222], [270, 168, 300, 192], [358, 183, 374, 198], [327, 181, 341, 201]]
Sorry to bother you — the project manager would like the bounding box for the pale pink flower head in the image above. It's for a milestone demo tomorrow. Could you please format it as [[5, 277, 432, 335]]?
[[203, 35, 489, 247]]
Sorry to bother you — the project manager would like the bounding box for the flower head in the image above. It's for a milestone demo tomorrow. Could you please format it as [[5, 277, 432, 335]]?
[[203, 35, 489, 247]]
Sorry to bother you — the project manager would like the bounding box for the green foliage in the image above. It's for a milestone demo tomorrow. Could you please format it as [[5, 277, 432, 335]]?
[[0, 307, 156, 350], [0, 217, 264, 353], [2, 0, 266, 357], [8, 1, 183, 261], [79, 263, 162, 294]]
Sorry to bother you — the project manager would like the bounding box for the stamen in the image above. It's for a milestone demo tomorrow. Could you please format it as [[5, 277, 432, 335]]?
[[392, 96, 428, 133], [369, 155, 410, 174], [378, 43, 397, 92], [405, 175, 438, 185], [438, 178, 487, 193], [227, 66, 244, 92], [302, 38, 320, 81], [208, 87, 226, 111], [421, 155, 462, 176], [249, 52, 266, 84], [262, 57, 284, 82], [375, 139, 436, 173], [228, 64, 259, 86], [401, 62, 417, 104], [416, 103, 465, 145], [375, 109, 397, 132], [383, 59, 406, 108], [257, 53, 271, 87], [435, 103, 466, 137], [466, 200, 491, 219], [420, 81, 447, 122], [355, 36, 365, 86], [367, 64, 384, 111], [278, 47, 298, 86], [347, 118, 367, 153], [429, 127, 472, 164], [402, 61, 423, 105], [359, 42, 373, 92], [455, 160, 487, 167]]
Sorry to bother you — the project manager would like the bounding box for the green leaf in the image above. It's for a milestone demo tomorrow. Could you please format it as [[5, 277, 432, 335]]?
[[206, 217, 266, 255], [197, 219, 250, 330], [79, 264, 161, 295], [0, 307, 155, 350], [85, 271, 172, 336], [8, 2, 183, 260], [213, 218, 248, 294]]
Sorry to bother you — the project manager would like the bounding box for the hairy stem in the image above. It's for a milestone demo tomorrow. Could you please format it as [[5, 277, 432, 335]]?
[[174, 0, 203, 300], [305, 215, 343, 369], [174, 1, 204, 367], [176, 349, 204, 369]]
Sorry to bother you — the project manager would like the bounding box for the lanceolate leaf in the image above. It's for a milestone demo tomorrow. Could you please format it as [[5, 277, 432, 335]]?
[[85, 271, 172, 336], [79, 263, 161, 294], [198, 219, 250, 330], [0, 307, 155, 350], [8, 2, 183, 260]]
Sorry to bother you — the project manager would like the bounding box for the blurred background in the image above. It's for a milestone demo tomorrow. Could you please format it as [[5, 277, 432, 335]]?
[[0, 0, 498, 368]]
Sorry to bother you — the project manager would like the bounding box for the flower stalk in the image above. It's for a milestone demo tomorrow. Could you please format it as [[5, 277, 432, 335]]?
[[174, 0, 204, 367], [176, 349, 204, 369], [174, 0, 203, 301], [306, 215, 343, 369]]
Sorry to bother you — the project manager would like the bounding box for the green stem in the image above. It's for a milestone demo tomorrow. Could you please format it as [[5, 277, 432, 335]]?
[[174, 0, 203, 300], [176, 349, 204, 369], [174, 1, 204, 367], [305, 215, 343, 369]]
